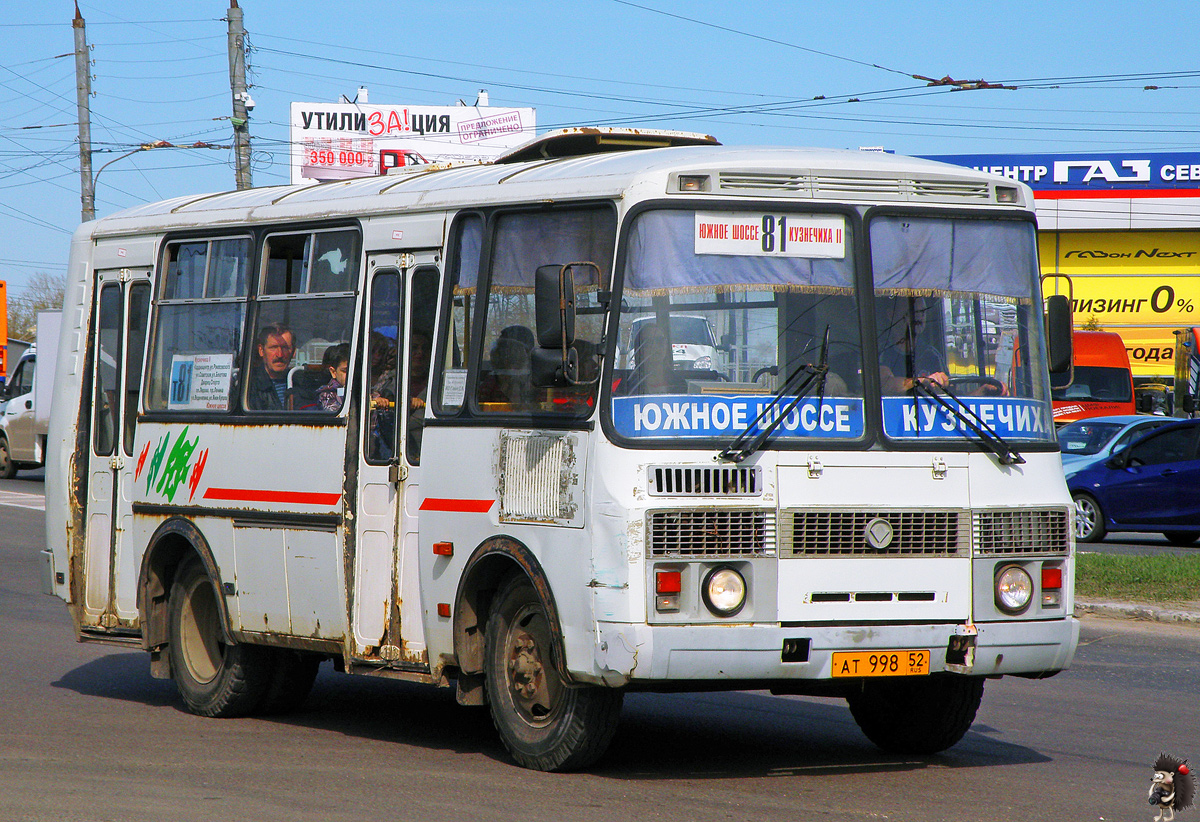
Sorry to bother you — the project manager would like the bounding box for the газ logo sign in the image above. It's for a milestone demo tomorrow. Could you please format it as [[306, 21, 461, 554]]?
[[1053, 159, 1150, 184]]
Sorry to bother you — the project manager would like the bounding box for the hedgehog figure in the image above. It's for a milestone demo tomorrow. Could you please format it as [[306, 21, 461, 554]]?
[[1150, 753, 1195, 822]]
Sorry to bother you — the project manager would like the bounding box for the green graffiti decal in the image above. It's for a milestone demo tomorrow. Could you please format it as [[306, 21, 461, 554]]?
[[155, 426, 199, 503], [144, 433, 170, 493]]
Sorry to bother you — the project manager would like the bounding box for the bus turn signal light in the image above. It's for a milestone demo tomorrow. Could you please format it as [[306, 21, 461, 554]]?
[[1041, 566, 1063, 608], [656, 569, 682, 612], [656, 570, 682, 594]]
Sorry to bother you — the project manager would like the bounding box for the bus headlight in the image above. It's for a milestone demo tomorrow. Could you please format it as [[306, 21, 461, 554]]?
[[995, 565, 1033, 614], [702, 567, 746, 617]]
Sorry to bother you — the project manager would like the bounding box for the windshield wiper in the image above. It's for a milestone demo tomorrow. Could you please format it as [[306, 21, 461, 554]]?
[[911, 380, 1025, 466], [719, 328, 830, 463]]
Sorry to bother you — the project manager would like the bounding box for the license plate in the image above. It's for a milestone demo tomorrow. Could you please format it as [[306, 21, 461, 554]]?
[[831, 649, 930, 678]]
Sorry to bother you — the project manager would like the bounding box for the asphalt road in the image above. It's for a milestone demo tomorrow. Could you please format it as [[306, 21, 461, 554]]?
[[2, 471, 1198, 822]]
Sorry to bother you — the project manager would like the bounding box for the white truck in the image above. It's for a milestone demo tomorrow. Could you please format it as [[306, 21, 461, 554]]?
[[0, 311, 60, 478]]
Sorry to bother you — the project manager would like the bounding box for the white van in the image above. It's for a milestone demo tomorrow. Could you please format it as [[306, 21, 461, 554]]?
[[626, 314, 722, 372], [0, 311, 60, 478]]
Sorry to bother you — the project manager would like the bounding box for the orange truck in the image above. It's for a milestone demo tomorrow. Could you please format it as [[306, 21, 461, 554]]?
[[1051, 330, 1135, 424]]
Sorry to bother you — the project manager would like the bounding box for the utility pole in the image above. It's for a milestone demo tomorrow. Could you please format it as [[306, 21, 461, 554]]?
[[227, 0, 252, 190], [74, 3, 95, 222]]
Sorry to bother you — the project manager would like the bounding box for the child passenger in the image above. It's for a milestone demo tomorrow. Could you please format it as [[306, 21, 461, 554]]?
[[317, 342, 350, 412]]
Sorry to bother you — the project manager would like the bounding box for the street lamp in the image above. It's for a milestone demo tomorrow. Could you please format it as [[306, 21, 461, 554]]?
[[83, 140, 226, 222]]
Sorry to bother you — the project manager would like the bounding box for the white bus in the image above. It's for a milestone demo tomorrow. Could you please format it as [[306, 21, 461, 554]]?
[[42, 129, 1077, 772]]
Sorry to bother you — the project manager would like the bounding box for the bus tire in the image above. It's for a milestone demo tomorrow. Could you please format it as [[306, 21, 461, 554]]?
[[168, 557, 270, 718], [846, 674, 984, 755], [0, 436, 16, 479], [483, 574, 623, 772], [1072, 492, 1106, 543], [258, 650, 321, 715]]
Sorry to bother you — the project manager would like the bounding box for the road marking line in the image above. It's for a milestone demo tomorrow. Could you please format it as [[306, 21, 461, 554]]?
[[0, 491, 45, 511]]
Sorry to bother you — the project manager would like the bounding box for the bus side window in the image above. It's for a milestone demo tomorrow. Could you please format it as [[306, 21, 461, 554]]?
[[405, 267, 439, 464], [436, 214, 482, 414], [147, 237, 250, 413], [250, 228, 358, 414], [366, 270, 400, 462]]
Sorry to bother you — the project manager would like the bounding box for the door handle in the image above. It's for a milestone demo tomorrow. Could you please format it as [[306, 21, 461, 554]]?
[[24, 400, 31, 410], [1161, 468, 1177, 476]]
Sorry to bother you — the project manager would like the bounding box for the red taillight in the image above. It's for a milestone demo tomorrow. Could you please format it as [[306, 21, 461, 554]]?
[[433, 541, 453, 556], [437, 603, 451, 618], [656, 570, 682, 595], [1042, 567, 1063, 590]]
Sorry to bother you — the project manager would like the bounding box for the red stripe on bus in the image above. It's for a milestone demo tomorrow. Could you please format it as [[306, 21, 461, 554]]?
[[203, 487, 342, 506], [1035, 189, 1200, 200], [419, 497, 495, 513]]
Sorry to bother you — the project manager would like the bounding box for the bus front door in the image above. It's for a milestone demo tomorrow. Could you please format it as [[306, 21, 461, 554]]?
[[351, 253, 437, 670], [82, 270, 152, 631]]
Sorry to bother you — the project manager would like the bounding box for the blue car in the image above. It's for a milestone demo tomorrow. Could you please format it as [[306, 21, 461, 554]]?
[[1067, 418, 1200, 544], [1058, 415, 1173, 475]]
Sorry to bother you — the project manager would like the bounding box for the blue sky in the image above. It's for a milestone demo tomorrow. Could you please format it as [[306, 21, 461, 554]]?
[[2, 1, 1198, 314]]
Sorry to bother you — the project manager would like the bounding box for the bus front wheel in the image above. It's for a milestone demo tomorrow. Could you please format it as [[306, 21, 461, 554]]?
[[168, 557, 271, 717], [0, 436, 16, 480], [483, 575, 623, 772], [846, 674, 984, 755]]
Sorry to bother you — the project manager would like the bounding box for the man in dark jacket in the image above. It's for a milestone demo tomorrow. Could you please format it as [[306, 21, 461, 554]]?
[[247, 322, 295, 410]]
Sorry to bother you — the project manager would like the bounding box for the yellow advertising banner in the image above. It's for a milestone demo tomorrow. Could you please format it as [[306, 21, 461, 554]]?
[[1047, 275, 1200, 326], [1040, 230, 1200, 275], [1038, 229, 1200, 377], [1114, 326, 1177, 378]]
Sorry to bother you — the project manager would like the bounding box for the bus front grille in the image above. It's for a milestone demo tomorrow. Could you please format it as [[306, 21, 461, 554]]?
[[780, 509, 968, 557], [972, 509, 1071, 555], [648, 510, 775, 557], [647, 465, 762, 496]]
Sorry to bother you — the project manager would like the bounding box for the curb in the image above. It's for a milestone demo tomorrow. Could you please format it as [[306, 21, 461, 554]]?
[[1075, 599, 1200, 626]]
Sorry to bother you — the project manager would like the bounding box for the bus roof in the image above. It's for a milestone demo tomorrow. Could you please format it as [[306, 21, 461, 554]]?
[[80, 144, 1028, 241]]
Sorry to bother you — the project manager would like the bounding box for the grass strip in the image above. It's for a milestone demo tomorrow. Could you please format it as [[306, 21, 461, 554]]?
[[1075, 552, 1200, 603]]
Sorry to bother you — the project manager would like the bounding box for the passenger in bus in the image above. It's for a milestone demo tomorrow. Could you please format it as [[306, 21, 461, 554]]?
[[406, 331, 432, 459], [367, 331, 397, 460], [316, 342, 350, 412], [368, 331, 396, 409], [246, 321, 296, 410], [624, 323, 687, 395], [478, 336, 533, 408]]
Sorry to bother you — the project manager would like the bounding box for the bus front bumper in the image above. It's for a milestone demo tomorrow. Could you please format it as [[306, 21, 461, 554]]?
[[591, 617, 1079, 685]]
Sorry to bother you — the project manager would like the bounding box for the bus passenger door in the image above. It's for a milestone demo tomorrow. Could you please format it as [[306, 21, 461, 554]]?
[[351, 254, 438, 666], [82, 270, 152, 630]]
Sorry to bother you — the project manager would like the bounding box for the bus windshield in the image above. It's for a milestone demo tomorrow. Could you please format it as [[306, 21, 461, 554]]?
[[609, 209, 1055, 446]]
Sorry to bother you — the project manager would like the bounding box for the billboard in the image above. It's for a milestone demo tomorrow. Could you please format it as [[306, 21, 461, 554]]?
[[1040, 230, 1200, 377], [924, 152, 1200, 197], [290, 102, 535, 183]]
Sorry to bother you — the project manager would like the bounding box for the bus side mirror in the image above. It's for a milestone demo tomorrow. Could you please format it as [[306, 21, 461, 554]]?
[[534, 264, 575, 350], [1046, 294, 1072, 375], [532, 264, 578, 387]]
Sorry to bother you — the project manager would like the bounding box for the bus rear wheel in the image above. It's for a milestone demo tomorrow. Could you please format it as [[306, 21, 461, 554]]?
[[168, 557, 271, 718], [483, 575, 623, 772], [846, 674, 984, 755]]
